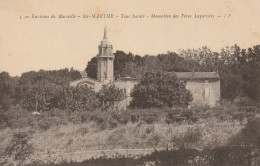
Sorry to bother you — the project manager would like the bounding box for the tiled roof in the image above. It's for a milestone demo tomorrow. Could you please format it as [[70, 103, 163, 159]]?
[[70, 76, 100, 84], [173, 72, 220, 80]]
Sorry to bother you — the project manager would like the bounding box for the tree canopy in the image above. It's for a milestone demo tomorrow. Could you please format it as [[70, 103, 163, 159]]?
[[0, 68, 81, 111], [97, 84, 127, 110], [85, 45, 260, 102], [0, 44, 259, 112], [130, 71, 193, 108]]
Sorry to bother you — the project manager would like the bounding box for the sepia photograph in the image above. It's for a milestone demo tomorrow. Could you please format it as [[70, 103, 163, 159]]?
[[0, 0, 260, 165]]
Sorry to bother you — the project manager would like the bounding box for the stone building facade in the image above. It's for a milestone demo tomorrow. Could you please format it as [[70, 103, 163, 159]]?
[[70, 28, 221, 106], [175, 72, 220, 106]]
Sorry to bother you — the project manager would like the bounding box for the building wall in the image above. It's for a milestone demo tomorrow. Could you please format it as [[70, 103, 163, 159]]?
[[71, 77, 220, 107], [97, 57, 114, 82], [185, 79, 220, 106], [70, 77, 103, 92], [114, 80, 139, 106], [114, 80, 139, 97]]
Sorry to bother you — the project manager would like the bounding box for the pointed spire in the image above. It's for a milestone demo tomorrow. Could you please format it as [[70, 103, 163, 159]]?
[[103, 26, 108, 39]]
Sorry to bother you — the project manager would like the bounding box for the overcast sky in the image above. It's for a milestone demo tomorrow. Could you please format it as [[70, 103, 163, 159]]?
[[1, 0, 260, 76]]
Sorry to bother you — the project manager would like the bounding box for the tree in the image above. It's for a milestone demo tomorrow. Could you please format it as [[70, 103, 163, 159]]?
[[130, 71, 193, 108], [179, 46, 219, 71], [69, 67, 82, 81], [22, 82, 60, 112], [19, 68, 81, 86], [179, 45, 260, 102], [97, 84, 126, 110], [0, 72, 17, 110], [1, 94, 13, 111], [85, 57, 98, 80], [4, 131, 34, 165], [114, 51, 135, 78], [55, 85, 100, 112], [218, 45, 260, 101]]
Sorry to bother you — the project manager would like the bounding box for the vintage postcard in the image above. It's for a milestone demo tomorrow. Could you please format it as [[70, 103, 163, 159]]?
[[0, 0, 259, 165]]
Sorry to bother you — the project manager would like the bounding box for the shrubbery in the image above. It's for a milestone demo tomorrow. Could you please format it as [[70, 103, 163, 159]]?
[[0, 104, 258, 165], [1, 100, 259, 131], [229, 117, 260, 147], [55, 85, 100, 112], [130, 71, 193, 108], [2, 131, 34, 165], [97, 84, 126, 110]]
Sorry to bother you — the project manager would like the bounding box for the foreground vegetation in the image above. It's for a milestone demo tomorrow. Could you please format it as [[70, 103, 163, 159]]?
[[27, 145, 260, 166], [0, 99, 259, 165]]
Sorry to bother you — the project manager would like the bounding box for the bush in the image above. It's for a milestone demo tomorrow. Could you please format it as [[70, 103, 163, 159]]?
[[108, 118, 119, 129], [145, 125, 154, 135], [147, 135, 160, 147], [75, 127, 89, 136], [207, 146, 256, 166], [97, 84, 126, 111], [233, 95, 256, 106], [124, 108, 168, 124], [245, 106, 260, 113], [92, 115, 106, 126], [165, 113, 185, 124], [107, 129, 126, 145], [69, 114, 82, 125], [56, 85, 100, 112], [219, 114, 233, 121], [230, 117, 260, 147], [232, 112, 246, 121], [141, 114, 158, 124], [5, 131, 34, 163], [130, 71, 193, 108], [182, 127, 203, 148], [36, 114, 67, 131], [165, 107, 200, 124], [37, 118, 53, 131], [109, 110, 129, 125], [1, 107, 33, 129]]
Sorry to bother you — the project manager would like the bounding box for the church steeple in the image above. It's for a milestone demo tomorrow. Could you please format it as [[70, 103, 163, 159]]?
[[97, 26, 114, 83]]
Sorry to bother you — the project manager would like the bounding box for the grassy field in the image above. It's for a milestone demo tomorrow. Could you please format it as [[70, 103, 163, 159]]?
[[0, 100, 259, 165], [0, 120, 246, 164]]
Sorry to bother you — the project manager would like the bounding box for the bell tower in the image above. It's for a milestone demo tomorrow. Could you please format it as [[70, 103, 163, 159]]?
[[97, 27, 114, 83]]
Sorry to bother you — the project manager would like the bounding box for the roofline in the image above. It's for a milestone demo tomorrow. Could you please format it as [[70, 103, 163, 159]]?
[[70, 76, 100, 83]]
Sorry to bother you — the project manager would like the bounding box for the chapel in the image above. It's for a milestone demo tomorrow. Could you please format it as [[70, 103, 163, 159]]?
[[70, 27, 221, 106]]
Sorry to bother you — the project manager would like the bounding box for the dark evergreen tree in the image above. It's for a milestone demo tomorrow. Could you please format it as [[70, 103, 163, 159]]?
[[85, 57, 98, 80]]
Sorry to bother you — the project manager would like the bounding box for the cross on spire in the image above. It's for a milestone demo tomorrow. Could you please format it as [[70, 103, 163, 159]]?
[[103, 26, 108, 39]]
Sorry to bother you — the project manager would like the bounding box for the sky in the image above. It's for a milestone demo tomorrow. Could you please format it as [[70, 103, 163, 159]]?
[[0, 0, 260, 76]]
